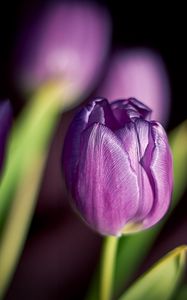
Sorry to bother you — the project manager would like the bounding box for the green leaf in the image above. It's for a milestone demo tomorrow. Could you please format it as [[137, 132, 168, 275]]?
[[114, 227, 159, 297], [118, 246, 187, 300], [170, 120, 187, 204], [0, 83, 63, 229], [84, 268, 100, 300], [176, 285, 187, 300], [0, 83, 63, 299]]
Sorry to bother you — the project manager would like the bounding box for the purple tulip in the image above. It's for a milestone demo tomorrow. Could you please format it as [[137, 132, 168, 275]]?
[[0, 101, 12, 173], [97, 49, 170, 124], [14, 2, 111, 106], [63, 98, 173, 236]]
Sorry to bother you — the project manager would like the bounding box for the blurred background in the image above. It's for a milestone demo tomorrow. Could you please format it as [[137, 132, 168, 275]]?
[[0, 0, 187, 299]]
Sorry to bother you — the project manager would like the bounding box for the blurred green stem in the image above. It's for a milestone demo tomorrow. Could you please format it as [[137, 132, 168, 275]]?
[[0, 82, 62, 229], [100, 236, 119, 300], [0, 82, 64, 299]]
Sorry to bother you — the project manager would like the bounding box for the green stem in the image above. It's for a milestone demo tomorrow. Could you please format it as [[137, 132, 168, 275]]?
[[0, 82, 62, 229], [0, 82, 63, 299], [100, 236, 119, 300]]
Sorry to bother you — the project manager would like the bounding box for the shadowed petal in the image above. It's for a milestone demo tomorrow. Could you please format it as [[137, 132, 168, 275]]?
[[111, 98, 152, 126], [63, 101, 96, 190], [130, 98, 152, 120], [142, 122, 173, 228], [63, 98, 118, 189], [75, 123, 139, 235], [116, 119, 154, 222], [87, 98, 118, 129]]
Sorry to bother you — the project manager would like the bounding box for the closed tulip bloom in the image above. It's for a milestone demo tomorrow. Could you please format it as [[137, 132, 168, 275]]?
[[63, 98, 173, 236], [0, 101, 12, 173]]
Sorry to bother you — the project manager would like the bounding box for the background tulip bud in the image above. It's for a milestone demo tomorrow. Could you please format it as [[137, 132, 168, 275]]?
[[63, 98, 173, 236], [97, 49, 170, 124], [13, 2, 111, 107], [0, 101, 12, 173]]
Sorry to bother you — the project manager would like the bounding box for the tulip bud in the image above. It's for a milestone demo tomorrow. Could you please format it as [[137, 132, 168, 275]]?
[[63, 98, 173, 236], [0, 101, 12, 173], [13, 2, 111, 107], [97, 49, 170, 124]]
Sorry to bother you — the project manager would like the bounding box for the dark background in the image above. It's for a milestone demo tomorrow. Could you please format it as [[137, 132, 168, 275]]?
[[0, 1, 187, 299]]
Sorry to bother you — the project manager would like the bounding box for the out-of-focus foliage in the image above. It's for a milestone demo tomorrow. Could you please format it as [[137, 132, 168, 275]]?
[[0, 83, 63, 300], [176, 285, 187, 300], [118, 246, 187, 300]]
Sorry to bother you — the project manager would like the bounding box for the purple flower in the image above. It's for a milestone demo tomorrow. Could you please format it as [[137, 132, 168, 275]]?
[[63, 98, 173, 236], [0, 101, 12, 173], [14, 2, 111, 106], [97, 48, 170, 124]]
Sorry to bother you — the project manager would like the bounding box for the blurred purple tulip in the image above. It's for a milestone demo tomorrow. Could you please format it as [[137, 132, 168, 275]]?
[[0, 101, 12, 173], [97, 49, 170, 124], [14, 2, 111, 105], [63, 98, 173, 236]]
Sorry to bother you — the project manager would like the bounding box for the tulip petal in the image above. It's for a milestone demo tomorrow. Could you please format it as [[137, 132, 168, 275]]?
[[87, 98, 118, 129], [116, 119, 154, 223], [110, 103, 129, 126], [75, 123, 139, 235], [63, 104, 94, 190], [111, 98, 152, 126], [63, 98, 118, 189], [142, 122, 173, 228], [130, 98, 152, 120]]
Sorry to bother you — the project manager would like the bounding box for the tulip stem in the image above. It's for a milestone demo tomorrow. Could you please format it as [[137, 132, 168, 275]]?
[[0, 82, 64, 300], [100, 236, 119, 300]]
